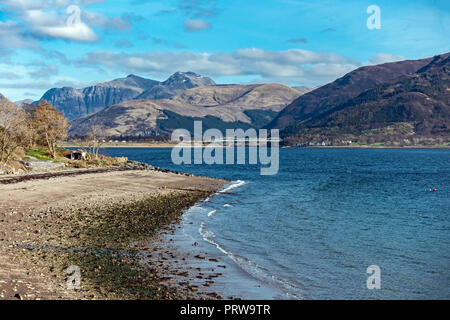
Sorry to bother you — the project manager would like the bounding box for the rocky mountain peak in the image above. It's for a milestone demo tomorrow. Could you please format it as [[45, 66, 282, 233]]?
[[96, 74, 159, 90], [135, 71, 216, 100], [162, 71, 216, 88]]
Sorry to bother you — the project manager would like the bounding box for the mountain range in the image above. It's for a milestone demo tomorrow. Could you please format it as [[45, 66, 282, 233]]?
[[69, 83, 302, 137], [270, 53, 449, 145], [35, 72, 216, 120], [269, 56, 435, 130], [3, 52, 448, 145]]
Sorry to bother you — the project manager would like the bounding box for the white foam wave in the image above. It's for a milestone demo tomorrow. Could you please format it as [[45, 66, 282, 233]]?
[[184, 179, 304, 299], [220, 180, 246, 193], [207, 210, 217, 217], [198, 221, 304, 299], [199, 222, 229, 257]]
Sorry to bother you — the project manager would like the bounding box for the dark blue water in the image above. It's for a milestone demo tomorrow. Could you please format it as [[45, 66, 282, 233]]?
[[102, 147, 450, 299]]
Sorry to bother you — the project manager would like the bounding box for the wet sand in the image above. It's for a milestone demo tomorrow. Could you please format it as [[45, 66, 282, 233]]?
[[0, 169, 227, 300]]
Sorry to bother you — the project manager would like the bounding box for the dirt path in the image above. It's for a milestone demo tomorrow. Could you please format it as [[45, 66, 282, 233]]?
[[0, 169, 226, 300]]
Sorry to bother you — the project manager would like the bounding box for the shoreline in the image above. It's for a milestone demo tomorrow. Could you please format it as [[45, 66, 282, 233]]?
[[283, 145, 450, 149], [151, 196, 288, 300], [63, 144, 450, 149], [0, 168, 228, 300]]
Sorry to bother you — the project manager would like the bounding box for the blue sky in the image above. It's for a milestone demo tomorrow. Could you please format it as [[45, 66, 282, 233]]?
[[0, 0, 449, 101]]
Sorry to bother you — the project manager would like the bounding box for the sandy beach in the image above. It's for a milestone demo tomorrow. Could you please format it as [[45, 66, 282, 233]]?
[[0, 168, 227, 300]]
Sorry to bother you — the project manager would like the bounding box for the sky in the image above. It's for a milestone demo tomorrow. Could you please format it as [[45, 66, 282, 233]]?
[[0, 0, 449, 101]]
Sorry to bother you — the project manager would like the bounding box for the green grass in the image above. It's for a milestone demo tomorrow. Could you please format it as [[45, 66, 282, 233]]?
[[26, 148, 53, 161], [26, 147, 70, 162]]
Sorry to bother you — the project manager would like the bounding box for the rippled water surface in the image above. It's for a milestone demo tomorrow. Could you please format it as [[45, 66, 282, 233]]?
[[102, 147, 450, 299]]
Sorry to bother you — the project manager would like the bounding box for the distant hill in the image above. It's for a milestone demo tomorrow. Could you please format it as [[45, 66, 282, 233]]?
[[37, 74, 159, 119], [276, 53, 450, 145], [69, 83, 301, 137], [269, 56, 435, 130]]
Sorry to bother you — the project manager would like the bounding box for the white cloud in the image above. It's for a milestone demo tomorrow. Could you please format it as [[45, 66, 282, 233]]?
[[80, 0, 105, 5], [0, 21, 39, 48], [0, 0, 70, 10], [1, 0, 102, 10], [0, 72, 21, 80], [184, 19, 211, 32], [29, 65, 59, 79], [82, 11, 130, 31], [77, 48, 370, 85], [18, 6, 98, 42], [35, 22, 98, 42], [0, 0, 127, 42]]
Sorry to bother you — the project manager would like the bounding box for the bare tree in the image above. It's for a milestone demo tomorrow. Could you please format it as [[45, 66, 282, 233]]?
[[22, 103, 41, 149], [86, 124, 106, 159], [27, 101, 69, 159], [0, 100, 29, 163]]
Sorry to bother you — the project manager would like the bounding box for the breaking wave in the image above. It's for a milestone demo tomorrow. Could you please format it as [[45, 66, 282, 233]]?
[[207, 209, 218, 217], [220, 180, 246, 193]]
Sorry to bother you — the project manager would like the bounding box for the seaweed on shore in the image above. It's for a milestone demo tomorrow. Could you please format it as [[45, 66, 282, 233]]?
[[82, 192, 209, 248], [23, 191, 213, 300]]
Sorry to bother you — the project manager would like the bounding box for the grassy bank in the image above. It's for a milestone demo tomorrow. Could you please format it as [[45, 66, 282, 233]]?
[[22, 191, 213, 300]]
